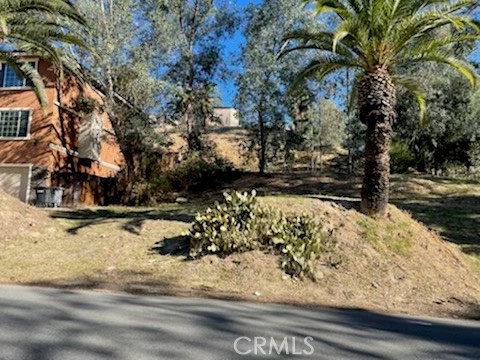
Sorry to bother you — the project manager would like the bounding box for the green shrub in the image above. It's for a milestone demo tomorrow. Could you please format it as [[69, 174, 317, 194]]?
[[273, 215, 329, 278], [188, 191, 261, 258], [187, 191, 334, 279], [390, 141, 413, 174], [154, 152, 238, 194]]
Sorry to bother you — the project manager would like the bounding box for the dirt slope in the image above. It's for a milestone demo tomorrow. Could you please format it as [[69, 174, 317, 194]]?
[[168, 127, 256, 170], [182, 196, 480, 318], [0, 190, 58, 241], [0, 185, 478, 318]]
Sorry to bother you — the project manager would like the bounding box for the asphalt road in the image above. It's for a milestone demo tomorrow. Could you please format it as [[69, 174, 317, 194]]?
[[0, 285, 479, 360]]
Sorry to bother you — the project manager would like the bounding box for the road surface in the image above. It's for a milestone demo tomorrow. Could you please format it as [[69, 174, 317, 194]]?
[[0, 285, 479, 359]]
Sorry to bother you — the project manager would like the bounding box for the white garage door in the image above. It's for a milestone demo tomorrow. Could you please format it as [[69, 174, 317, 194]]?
[[0, 165, 31, 202]]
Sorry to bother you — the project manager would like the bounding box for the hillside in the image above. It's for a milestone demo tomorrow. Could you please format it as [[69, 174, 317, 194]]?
[[1, 133, 479, 318], [167, 126, 256, 171]]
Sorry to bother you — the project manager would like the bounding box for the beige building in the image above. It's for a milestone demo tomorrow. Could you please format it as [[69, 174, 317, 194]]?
[[209, 107, 240, 127]]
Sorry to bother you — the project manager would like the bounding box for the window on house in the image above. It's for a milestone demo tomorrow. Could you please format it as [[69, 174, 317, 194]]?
[[0, 110, 30, 138], [0, 62, 36, 88]]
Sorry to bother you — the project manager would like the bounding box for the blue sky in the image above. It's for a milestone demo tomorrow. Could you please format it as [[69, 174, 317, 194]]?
[[219, 1, 480, 107], [218, 0, 259, 107]]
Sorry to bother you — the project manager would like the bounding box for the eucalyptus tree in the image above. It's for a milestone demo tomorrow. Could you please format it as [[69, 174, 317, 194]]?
[[395, 63, 479, 175], [142, 0, 238, 150], [73, 0, 166, 192], [74, 0, 156, 108], [302, 99, 345, 171], [283, 0, 480, 216], [0, 0, 87, 106], [236, 0, 321, 174]]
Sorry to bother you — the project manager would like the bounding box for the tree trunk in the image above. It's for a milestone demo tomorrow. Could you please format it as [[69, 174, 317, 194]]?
[[358, 67, 396, 217], [184, 103, 195, 151], [258, 111, 267, 174]]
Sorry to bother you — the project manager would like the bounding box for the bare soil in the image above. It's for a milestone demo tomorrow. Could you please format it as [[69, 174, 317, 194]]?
[[0, 190, 58, 241]]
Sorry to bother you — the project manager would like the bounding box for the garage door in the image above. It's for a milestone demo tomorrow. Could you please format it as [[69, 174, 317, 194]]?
[[0, 165, 31, 202]]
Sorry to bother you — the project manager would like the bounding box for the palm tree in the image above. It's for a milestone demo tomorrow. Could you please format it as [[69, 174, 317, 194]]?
[[0, 0, 88, 106], [282, 0, 480, 217]]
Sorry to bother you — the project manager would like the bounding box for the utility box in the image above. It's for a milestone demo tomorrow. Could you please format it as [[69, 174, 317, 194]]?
[[35, 187, 64, 208]]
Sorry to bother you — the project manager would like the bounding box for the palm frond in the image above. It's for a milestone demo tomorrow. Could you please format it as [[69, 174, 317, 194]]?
[[0, 51, 48, 108], [310, 0, 350, 19], [20, 62, 49, 110], [393, 74, 428, 125], [408, 53, 478, 86], [0, 0, 88, 107], [290, 56, 361, 93]]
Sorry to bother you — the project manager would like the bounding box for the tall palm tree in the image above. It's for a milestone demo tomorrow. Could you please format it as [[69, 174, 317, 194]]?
[[0, 0, 88, 106], [282, 0, 480, 217]]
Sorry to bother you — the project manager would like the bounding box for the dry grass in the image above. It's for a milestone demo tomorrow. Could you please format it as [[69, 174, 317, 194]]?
[[0, 203, 195, 286], [390, 175, 480, 258], [167, 126, 256, 171], [1, 179, 480, 319], [207, 127, 256, 171], [259, 196, 480, 318]]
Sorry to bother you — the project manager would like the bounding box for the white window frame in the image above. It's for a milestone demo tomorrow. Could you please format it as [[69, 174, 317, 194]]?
[[0, 59, 39, 90], [0, 108, 33, 140]]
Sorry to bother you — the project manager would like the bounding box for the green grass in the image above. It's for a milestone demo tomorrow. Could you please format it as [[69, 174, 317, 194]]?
[[357, 218, 413, 256]]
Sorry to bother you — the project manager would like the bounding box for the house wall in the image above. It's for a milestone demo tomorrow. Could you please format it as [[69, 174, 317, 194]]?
[[54, 76, 123, 179], [0, 57, 124, 205], [0, 59, 57, 171], [0, 59, 58, 199]]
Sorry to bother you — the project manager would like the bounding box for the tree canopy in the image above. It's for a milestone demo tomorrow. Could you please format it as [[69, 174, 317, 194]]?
[[0, 0, 87, 106]]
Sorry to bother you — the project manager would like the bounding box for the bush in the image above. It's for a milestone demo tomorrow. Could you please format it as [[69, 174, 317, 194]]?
[[154, 152, 238, 194], [187, 191, 334, 279], [390, 141, 413, 174], [177, 153, 235, 189], [273, 215, 329, 277], [188, 191, 260, 257]]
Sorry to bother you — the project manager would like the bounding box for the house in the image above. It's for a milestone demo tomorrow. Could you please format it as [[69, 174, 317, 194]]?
[[209, 107, 240, 127], [0, 55, 124, 205]]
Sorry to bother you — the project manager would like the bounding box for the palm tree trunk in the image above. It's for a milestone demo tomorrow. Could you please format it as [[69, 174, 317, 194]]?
[[358, 67, 396, 217]]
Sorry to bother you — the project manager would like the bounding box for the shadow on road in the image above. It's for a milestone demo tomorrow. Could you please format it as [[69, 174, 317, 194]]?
[[0, 286, 479, 360]]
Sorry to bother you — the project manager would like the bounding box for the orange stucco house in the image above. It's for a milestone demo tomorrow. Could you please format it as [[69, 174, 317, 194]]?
[[0, 55, 124, 205]]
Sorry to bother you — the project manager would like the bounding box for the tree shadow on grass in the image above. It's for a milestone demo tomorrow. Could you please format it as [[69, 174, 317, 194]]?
[[462, 245, 480, 256], [49, 171, 480, 254], [50, 207, 199, 235], [306, 194, 361, 211], [216, 172, 480, 253], [209, 171, 362, 199], [391, 195, 480, 249]]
